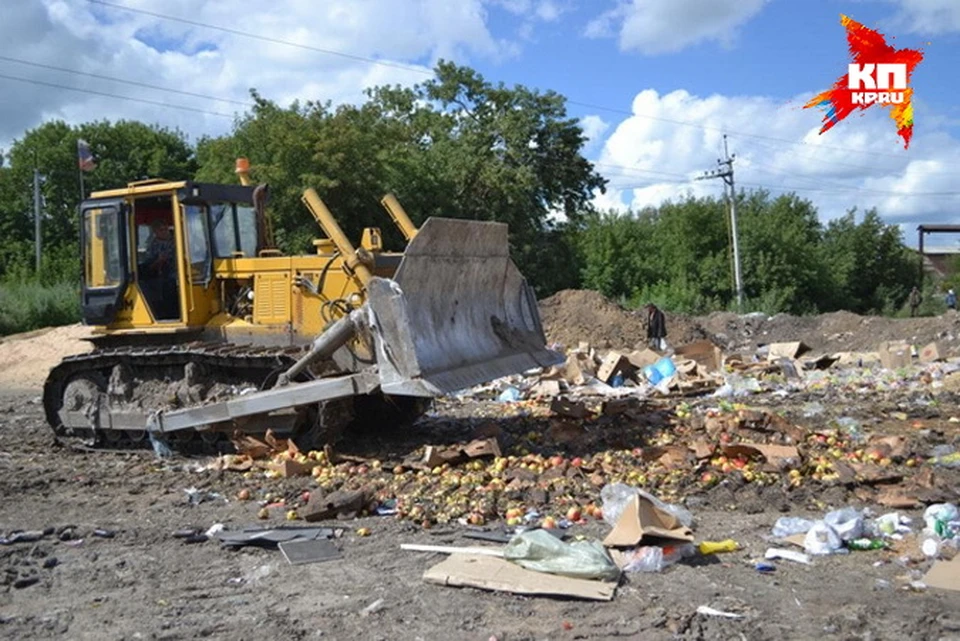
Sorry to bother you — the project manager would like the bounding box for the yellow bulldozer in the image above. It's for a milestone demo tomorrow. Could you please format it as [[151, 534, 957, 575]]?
[[43, 159, 561, 450]]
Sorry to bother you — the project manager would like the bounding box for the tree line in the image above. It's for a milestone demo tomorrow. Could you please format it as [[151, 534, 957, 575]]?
[[0, 61, 923, 333]]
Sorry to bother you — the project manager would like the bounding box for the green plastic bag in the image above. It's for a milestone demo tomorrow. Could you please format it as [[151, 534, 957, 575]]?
[[503, 529, 621, 581]]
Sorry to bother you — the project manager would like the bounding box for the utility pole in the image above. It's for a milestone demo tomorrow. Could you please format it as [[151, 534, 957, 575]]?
[[696, 135, 743, 310], [33, 167, 42, 272]]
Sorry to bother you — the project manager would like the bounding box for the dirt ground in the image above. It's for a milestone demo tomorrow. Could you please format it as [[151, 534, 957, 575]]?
[[3, 298, 960, 640]]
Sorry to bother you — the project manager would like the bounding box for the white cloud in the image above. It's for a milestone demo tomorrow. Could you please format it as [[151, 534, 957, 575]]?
[[580, 114, 610, 148], [0, 0, 525, 149], [586, 0, 769, 55], [592, 88, 960, 230], [890, 0, 960, 34]]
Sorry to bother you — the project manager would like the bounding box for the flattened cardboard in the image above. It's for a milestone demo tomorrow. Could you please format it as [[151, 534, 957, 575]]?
[[919, 342, 943, 363], [921, 554, 960, 592], [674, 340, 724, 372], [602, 494, 694, 547], [767, 342, 811, 361], [878, 341, 912, 370], [423, 554, 617, 601]]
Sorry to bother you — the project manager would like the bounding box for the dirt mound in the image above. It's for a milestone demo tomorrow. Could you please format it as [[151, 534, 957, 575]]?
[[540, 289, 960, 357], [538, 290, 648, 350], [0, 324, 93, 391]]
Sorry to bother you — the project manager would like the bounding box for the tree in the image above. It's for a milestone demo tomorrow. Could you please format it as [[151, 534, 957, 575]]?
[[0, 120, 196, 278], [195, 62, 607, 294]]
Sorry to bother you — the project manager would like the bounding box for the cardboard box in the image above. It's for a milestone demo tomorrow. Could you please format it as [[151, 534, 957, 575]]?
[[919, 342, 943, 363], [766, 342, 811, 361], [878, 341, 912, 370], [602, 494, 694, 547], [674, 340, 724, 372]]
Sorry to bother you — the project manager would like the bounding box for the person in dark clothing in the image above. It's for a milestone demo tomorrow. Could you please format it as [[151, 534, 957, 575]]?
[[947, 289, 957, 311], [909, 286, 922, 317], [644, 303, 667, 351]]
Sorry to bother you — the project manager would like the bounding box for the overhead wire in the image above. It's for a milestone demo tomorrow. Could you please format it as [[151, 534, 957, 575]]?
[[0, 72, 237, 118], [0, 54, 254, 107]]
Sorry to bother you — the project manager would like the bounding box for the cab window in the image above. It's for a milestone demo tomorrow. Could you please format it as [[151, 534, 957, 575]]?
[[184, 204, 212, 285]]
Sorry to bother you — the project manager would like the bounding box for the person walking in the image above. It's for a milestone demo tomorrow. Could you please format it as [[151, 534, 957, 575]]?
[[644, 303, 668, 351], [909, 286, 922, 317], [947, 289, 957, 311]]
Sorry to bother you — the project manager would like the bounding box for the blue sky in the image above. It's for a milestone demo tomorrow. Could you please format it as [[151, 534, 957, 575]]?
[[3, 0, 960, 245]]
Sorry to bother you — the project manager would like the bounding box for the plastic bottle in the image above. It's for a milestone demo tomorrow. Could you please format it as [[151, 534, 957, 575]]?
[[848, 538, 888, 551]]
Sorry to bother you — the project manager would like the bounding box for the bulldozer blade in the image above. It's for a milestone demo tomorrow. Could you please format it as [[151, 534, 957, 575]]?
[[367, 217, 563, 397]]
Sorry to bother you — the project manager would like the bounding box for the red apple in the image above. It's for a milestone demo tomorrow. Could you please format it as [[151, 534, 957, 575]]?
[[566, 506, 582, 522]]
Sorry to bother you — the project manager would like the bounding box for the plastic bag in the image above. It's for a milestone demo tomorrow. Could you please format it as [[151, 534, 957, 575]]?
[[621, 543, 696, 573], [712, 375, 761, 398], [824, 507, 864, 542], [600, 483, 695, 529], [498, 387, 521, 402], [502, 529, 620, 581], [771, 516, 815, 538], [804, 521, 843, 555]]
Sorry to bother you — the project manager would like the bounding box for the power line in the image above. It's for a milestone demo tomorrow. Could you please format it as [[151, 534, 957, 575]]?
[[0, 73, 236, 118], [0, 54, 253, 107], [86, 0, 432, 76]]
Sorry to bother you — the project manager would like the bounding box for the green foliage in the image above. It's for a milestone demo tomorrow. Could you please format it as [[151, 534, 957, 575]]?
[[195, 62, 606, 294], [572, 192, 915, 316], [0, 279, 80, 336]]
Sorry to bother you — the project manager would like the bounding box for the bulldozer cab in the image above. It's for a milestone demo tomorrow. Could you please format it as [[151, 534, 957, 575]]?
[[80, 180, 260, 329]]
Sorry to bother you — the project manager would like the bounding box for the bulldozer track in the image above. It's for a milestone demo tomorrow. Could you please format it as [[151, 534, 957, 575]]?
[[42, 342, 313, 452]]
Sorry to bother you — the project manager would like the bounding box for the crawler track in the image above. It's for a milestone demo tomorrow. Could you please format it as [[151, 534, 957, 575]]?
[[43, 342, 314, 452]]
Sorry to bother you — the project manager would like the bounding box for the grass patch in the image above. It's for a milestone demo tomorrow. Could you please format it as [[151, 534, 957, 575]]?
[[0, 280, 81, 337]]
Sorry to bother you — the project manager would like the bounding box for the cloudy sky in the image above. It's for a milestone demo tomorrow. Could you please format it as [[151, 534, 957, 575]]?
[[2, 0, 959, 246]]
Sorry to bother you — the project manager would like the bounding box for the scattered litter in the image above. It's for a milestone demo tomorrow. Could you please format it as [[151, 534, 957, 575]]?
[[696, 605, 743, 619], [359, 598, 385, 617], [756, 562, 776, 573], [215, 526, 335, 549], [503, 529, 620, 581], [422, 554, 617, 601], [772, 517, 815, 538], [765, 548, 811, 565], [804, 521, 843, 556], [92, 529, 116, 539], [279, 539, 342, 565], [698, 539, 740, 555], [620, 543, 695, 573]]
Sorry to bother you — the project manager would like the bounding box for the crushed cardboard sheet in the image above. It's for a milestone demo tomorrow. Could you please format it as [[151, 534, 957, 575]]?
[[422, 554, 617, 601], [922, 553, 960, 592]]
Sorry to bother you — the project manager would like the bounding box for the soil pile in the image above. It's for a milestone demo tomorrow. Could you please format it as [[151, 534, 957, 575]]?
[[0, 324, 93, 391], [540, 289, 960, 356]]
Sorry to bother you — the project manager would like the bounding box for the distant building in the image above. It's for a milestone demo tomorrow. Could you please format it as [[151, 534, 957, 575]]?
[[910, 246, 960, 280]]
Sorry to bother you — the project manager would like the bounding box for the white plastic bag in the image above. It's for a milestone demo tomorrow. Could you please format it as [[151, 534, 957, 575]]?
[[771, 516, 815, 538], [804, 521, 843, 555], [503, 529, 620, 581], [824, 507, 863, 542]]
